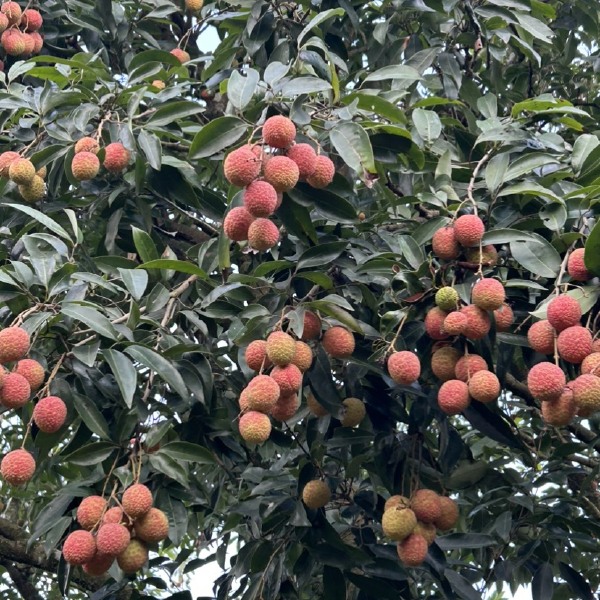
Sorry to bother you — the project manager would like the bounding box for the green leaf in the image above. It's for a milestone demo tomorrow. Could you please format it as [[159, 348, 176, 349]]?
[[277, 77, 332, 96], [132, 226, 160, 263], [159, 442, 216, 464], [227, 69, 259, 111], [149, 453, 189, 488], [188, 117, 249, 160], [61, 304, 119, 340], [363, 65, 422, 83], [539, 203, 567, 231], [502, 153, 559, 183], [297, 8, 344, 46], [412, 109, 442, 144], [118, 268, 148, 300], [558, 562, 593, 600], [510, 233, 561, 277], [436, 533, 496, 550], [532, 563, 553, 600], [463, 402, 528, 452], [297, 242, 347, 270], [329, 122, 376, 175], [72, 393, 111, 439], [138, 129, 162, 170], [323, 566, 346, 600], [584, 219, 600, 276], [572, 134, 599, 175], [497, 181, 562, 203], [103, 349, 138, 408], [4, 204, 72, 242], [147, 101, 204, 127], [128, 49, 184, 72], [342, 93, 407, 123], [137, 259, 207, 279], [64, 442, 116, 466]]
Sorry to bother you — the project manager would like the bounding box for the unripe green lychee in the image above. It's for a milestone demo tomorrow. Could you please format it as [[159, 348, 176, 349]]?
[[74, 137, 100, 154], [384, 495, 410, 512], [567, 248, 591, 282], [62, 530, 96, 565], [117, 539, 148, 574], [424, 307, 449, 340], [1, 449, 35, 485], [248, 218, 279, 251], [243, 180, 278, 217], [21, 9, 43, 32], [265, 331, 296, 366], [527, 320, 555, 355], [431, 347, 461, 381], [557, 326, 592, 364], [454, 214, 485, 247], [387, 351, 421, 385], [465, 244, 498, 266], [322, 326, 355, 358], [432, 226, 460, 260], [122, 483, 153, 519], [527, 362, 565, 401], [82, 553, 114, 577], [547, 295, 581, 332], [245, 374, 280, 412], [302, 480, 331, 509], [0, 373, 31, 408], [571, 374, 600, 414], [434, 496, 459, 530], [306, 155, 335, 188], [468, 370, 500, 403], [413, 521, 436, 545], [263, 156, 299, 192], [170, 48, 190, 63], [270, 364, 303, 395], [435, 287, 459, 311], [245, 340, 271, 371], [262, 115, 296, 149], [239, 410, 271, 443], [134, 507, 169, 543], [460, 304, 491, 340], [224, 146, 261, 187], [471, 278, 505, 311], [454, 354, 487, 382], [442, 311, 468, 335], [410, 489, 442, 524], [77, 495, 107, 530], [96, 523, 131, 557], [0, 326, 30, 362], [8, 158, 36, 185], [581, 353, 600, 376], [290, 341, 313, 372], [541, 389, 576, 427], [270, 392, 300, 421], [18, 175, 46, 202], [103, 142, 130, 173], [437, 380, 470, 415], [397, 533, 428, 566], [286, 143, 317, 178], [0, 151, 19, 177], [33, 395, 67, 432], [301, 311, 321, 340], [223, 206, 255, 242], [306, 392, 328, 417], [382, 507, 417, 541], [341, 397, 366, 427], [72, 151, 100, 180]]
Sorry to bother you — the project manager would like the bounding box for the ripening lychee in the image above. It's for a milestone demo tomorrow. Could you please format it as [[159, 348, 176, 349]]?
[[18, 175, 45, 203], [151, 80, 166, 90], [306, 154, 335, 188], [322, 326, 355, 358], [122, 483, 153, 519], [387, 351, 421, 385], [413, 521, 436, 545], [546, 295, 581, 332], [454, 354, 487, 382], [35, 165, 46, 179], [493, 303, 513, 332], [1, 449, 35, 485], [434, 496, 459, 530], [8, 158, 36, 185], [33, 396, 67, 432], [170, 48, 190, 63], [541, 388, 576, 427], [435, 287, 459, 311], [77, 496, 107, 530], [243, 180, 278, 217], [437, 380, 470, 415], [103, 142, 130, 173], [567, 248, 591, 282], [271, 364, 302, 395], [0, 13, 7, 33], [74, 137, 100, 155], [431, 347, 461, 381], [1, 2, 21, 25], [239, 410, 271, 443], [117, 539, 148, 574], [62, 530, 96, 565], [266, 331, 296, 366], [21, 32, 35, 55], [302, 311, 321, 340], [527, 320, 555, 355], [593, 339, 600, 353], [306, 392, 328, 417], [0, 151, 19, 177], [71, 151, 100, 181], [527, 362, 565, 401], [270, 392, 300, 421], [468, 370, 500, 403], [410, 489, 442, 524], [29, 31, 42, 54], [1, 28, 25, 56], [21, 9, 43, 32], [223, 206, 255, 242], [341, 397, 365, 427], [0, 373, 31, 408], [557, 326, 593, 364], [286, 143, 317, 178], [263, 156, 299, 192], [185, 0, 204, 12], [471, 278, 505, 311], [224, 146, 261, 187], [248, 218, 279, 251], [96, 523, 131, 557], [382, 507, 417, 541], [262, 115, 296, 149], [134, 507, 169, 543], [397, 533, 428, 567], [245, 340, 271, 371], [291, 341, 313, 372], [82, 553, 114, 577], [571, 374, 600, 414], [384, 495, 410, 512], [424, 307, 449, 340], [0, 326, 30, 363], [465, 244, 498, 266], [454, 214, 485, 247], [460, 304, 491, 340], [432, 226, 460, 260], [245, 374, 280, 412], [302, 480, 331, 509], [238, 387, 250, 412], [442, 311, 468, 336], [102, 506, 126, 525], [581, 353, 600, 376]]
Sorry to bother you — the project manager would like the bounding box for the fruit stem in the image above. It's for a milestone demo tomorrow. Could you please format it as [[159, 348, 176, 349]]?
[[387, 310, 410, 354]]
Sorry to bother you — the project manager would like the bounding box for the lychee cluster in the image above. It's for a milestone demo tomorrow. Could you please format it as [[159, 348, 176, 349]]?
[[0, 152, 48, 203], [0, 4, 43, 60], [72, 138, 131, 181], [222, 115, 336, 252]]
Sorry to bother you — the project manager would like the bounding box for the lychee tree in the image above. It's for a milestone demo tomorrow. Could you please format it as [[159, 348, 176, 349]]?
[[0, 0, 599, 599]]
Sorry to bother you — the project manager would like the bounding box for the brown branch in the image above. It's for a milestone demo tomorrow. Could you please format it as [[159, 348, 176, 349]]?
[[0, 559, 42, 600]]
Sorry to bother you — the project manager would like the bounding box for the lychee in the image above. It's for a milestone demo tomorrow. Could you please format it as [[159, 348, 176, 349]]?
[[0, 373, 31, 408], [29, 31, 42, 53], [434, 496, 459, 530], [72, 152, 100, 180], [96, 523, 131, 556], [382, 507, 417, 541], [387, 351, 421, 385], [35, 165, 46, 179], [322, 326, 355, 358], [224, 146, 261, 187], [437, 380, 470, 415], [413, 521, 436, 545], [117, 539, 148, 573], [0, 13, 7, 33], [435, 287, 459, 311], [248, 218, 279, 251], [468, 370, 500, 403], [103, 142, 130, 173], [454, 214, 485, 247], [18, 175, 46, 202], [527, 362, 565, 401], [8, 158, 36, 185], [286, 143, 317, 178], [21, 32, 35, 55], [454, 354, 487, 382], [432, 226, 460, 260], [223, 206, 254, 242], [33, 396, 67, 432], [243, 180, 278, 217], [384, 495, 410, 512], [238, 387, 250, 412], [262, 115, 296, 149], [170, 48, 190, 63], [570, 374, 600, 414], [265, 331, 296, 365], [0, 151, 19, 177], [410, 489, 442, 523], [471, 278, 505, 311], [397, 533, 428, 567], [245, 374, 280, 412], [431, 347, 461, 381], [424, 307, 449, 340], [306, 154, 335, 188], [152, 80, 166, 90], [134, 507, 169, 543], [465, 244, 498, 266], [557, 326, 593, 364], [270, 392, 300, 421], [122, 483, 153, 519], [341, 397, 365, 427], [302, 480, 331, 509], [306, 392, 328, 417], [245, 340, 271, 371], [21, 9, 43, 32], [1, 2, 22, 25], [263, 156, 299, 192], [74, 137, 100, 154], [270, 364, 302, 395], [460, 304, 491, 340], [581, 352, 600, 376], [77, 496, 107, 530], [82, 553, 114, 577], [239, 410, 271, 443], [102, 506, 126, 525], [593, 339, 600, 353], [185, 0, 204, 12], [567, 248, 591, 281], [547, 295, 581, 332], [442, 311, 468, 335], [291, 341, 313, 372], [1, 29, 25, 56], [541, 389, 576, 427], [527, 320, 555, 355], [1, 449, 35, 485], [62, 530, 96, 565], [301, 311, 321, 340], [0, 326, 30, 363]]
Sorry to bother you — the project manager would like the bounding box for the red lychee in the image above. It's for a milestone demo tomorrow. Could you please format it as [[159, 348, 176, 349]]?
[[223, 206, 255, 242], [460, 304, 491, 340], [21, 9, 43, 32], [290, 341, 313, 372], [13, 359, 43, 388], [387, 351, 421, 385], [103, 142, 130, 173], [74, 137, 100, 155], [397, 533, 428, 567], [243, 180, 278, 217], [301, 311, 321, 340], [122, 483, 153, 519], [432, 226, 460, 260], [245, 374, 280, 412], [0, 13, 7, 33], [546, 295, 581, 332], [541, 389, 576, 427], [454, 354, 487, 382], [262, 115, 296, 149], [270, 392, 300, 421], [570, 374, 600, 414], [437, 380, 470, 415], [263, 156, 299, 192], [72, 151, 100, 181], [442, 311, 468, 335], [0, 326, 30, 363], [322, 326, 355, 358], [454, 214, 485, 247], [431, 347, 461, 381], [567, 248, 591, 282], [527, 362, 565, 401], [527, 320, 555, 355], [265, 331, 296, 365], [102, 506, 126, 525], [306, 155, 335, 188], [1, 449, 35, 485], [245, 340, 271, 371], [1, 29, 25, 56], [435, 496, 459, 530], [468, 370, 500, 403], [270, 364, 303, 395], [170, 48, 190, 63], [29, 31, 42, 53], [96, 523, 131, 557], [82, 553, 114, 577], [248, 218, 279, 251], [556, 326, 593, 364], [77, 496, 107, 530], [117, 539, 148, 573], [33, 396, 67, 433], [62, 530, 96, 565], [1, 2, 22, 25], [239, 410, 271, 443], [0, 151, 19, 177], [581, 352, 600, 376], [224, 146, 261, 187], [286, 143, 317, 178], [9, 158, 35, 184], [134, 507, 169, 543], [410, 489, 442, 523], [471, 278, 505, 311], [424, 307, 449, 340], [0, 373, 30, 408]]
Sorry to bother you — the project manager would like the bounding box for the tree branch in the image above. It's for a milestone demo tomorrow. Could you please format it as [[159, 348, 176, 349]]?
[[0, 559, 42, 600]]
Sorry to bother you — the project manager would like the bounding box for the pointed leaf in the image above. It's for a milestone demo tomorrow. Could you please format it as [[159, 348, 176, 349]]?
[[72, 393, 111, 439], [61, 304, 119, 340], [103, 349, 138, 408]]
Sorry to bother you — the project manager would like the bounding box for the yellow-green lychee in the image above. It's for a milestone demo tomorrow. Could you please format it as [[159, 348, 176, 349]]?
[[435, 287, 459, 311], [384, 495, 410, 512], [302, 479, 331, 509], [341, 397, 366, 427], [8, 158, 35, 185], [382, 507, 417, 541], [117, 539, 148, 573], [265, 331, 296, 366], [239, 410, 271, 444], [18, 175, 45, 202], [290, 341, 313, 372], [306, 392, 328, 417], [571, 374, 600, 414]]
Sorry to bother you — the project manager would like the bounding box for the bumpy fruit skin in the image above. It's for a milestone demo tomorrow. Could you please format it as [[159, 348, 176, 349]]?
[[77, 496, 107, 530], [263, 156, 299, 192], [286, 143, 317, 178], [547, 295, 581, 332], [72, 151, 100, 180], [122, 483, 153, 519], [1, 449, 35, 485], [384, 495, 410, 512], [270, 392, 300, 421], [527, 362, 565, 401], [152, 79, 166, 90], [0, 151, 19, 177], [83, 553, 114, 577], [442, 311, 467, 335], [528, 320, 555, 355], [432, 226, 460, 260], [266, 331, 296, 366], [460, 304, 491, 340], [245, 340, 271, 371], [414, 521, 436, 545], [471, 278, 505, 311], [102, 506, 125, 525], [435, 287, 459, 311], [243, 180, 278, 217], [270, 364, 302, 395], [223, 206, 254, 242], [302, 480, 331, 509], [103, 142, 130, 173], [434, 496, 459, 530], [96, 523, 131, 556], [431, 347, 461, 381], [438, 380, 470, 415], [571, 374, 600, 414], [239, 410, 271, 443], [454, 214, 485, 247], [0, 373, 31, 408], [291, 341, 313, 372], [262, 115, 296, 149], [1, 2, 21, 25], [388, 351, 421, 385], [0, 326, 30, 363], [541, 389, 576, 427], [568, 248, 591, 281], [248, 218, 279, 251], [465, 244, 498, 266], [306, 155, 335, 188], [117, 539, 148, 574], [306, 392, 328, 417], [18, 175, 46, 202], [22, 33, 35, 55], [382, 507, 417, 541], [410, 490, 442, 524], [29, 31, 42, 54], [454, 354, 487, 382], [75, 137, 100, 154], [322, 326, 355, 358], [1, 29, 25, 56], [341, 397, 366, 427], [134, 508, 169, 543], [557, 326, 593, 364], [468, 370, 500, 403], [9, 158, 36, 184], [33, 395, 67, 432], [593, 339, 600, 353], [0, 13, 7, 33], [170, 48, 190, 63], [424, 307, 449, 340], [36, 165, 46, 179], [185, 0, 204, 12], [246, 374, 280, 412], [62, 531, 96, 565], [21, 9, 43, 32], [224, 146, 261, 187], [302, 311, 321, 340], [238, 387, 250, 412], [397, 533, 428, 567], [581, 353, 600, 376]]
